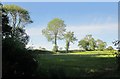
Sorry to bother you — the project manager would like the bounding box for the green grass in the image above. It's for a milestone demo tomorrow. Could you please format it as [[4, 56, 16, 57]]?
[[53, 50, 116, 57], [35, 51, 119, 78]]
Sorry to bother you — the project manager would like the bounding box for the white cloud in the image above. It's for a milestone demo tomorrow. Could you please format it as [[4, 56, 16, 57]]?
[[66, 23, 117, 38], [67, 23, 117, 34], [26, 26, 44, 36]]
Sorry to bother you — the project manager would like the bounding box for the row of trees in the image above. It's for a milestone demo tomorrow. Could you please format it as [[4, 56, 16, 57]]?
[[42, 18, 111, 52], [2, 4, 110, 53], [78, 35, 107, 51], [42, 18, 77, 53]]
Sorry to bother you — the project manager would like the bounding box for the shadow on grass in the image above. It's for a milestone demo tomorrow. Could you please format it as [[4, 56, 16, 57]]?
[[36, 55, 120, 79], [2, 52, 120, 79]]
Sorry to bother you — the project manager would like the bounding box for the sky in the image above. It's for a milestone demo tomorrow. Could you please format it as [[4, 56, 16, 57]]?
[[3, 2, 118, 50], [2, 0, 119, 2]]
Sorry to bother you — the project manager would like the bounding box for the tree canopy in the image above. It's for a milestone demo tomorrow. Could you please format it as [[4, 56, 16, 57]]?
[[2, 4, 38, 78], [64, 31, 77, 53], [78, 35, 106, 51], [96, 39, 107, 51], [3, 4, 33, 30], [42, 18, 66, 52], [106, 46, 114, 50], [78, 35, 96, 51], [3, 4, 33, 45]]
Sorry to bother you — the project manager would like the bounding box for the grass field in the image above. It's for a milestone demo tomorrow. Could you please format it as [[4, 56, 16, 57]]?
[[35, 51, 120, 79]]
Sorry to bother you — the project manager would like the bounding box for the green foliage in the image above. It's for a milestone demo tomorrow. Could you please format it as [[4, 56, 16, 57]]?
[[3, 4, 33, 29], [28, 49, 54, 54], [13, 27, 29, 45], [78, 39, 89, 50], [42, 18, 66, 52], [78, 35, 96, 51], [2, 4, 38, 78], [52, 45, 58, 52], [78, 35, 106, 51], [89, 38, 96, 50], [106, 46, 114, 50], [64, 31, 77, 53], [113, 40, 120, 71], [2, 9, 12, 38], [96, 39, 107, 51], [2, 38, 38, 78], [84, 35, 96, 50], [2, 4, 31, 45]]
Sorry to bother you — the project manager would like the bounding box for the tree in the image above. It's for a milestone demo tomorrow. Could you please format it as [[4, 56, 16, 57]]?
[[107, 46, 114, 50], [96, 39, 107, 51], [78, 39, 89, 51], [89, 38, 96, 50], [113, 40, 120, 71], [3, 4, 33, 28], [64, 31, 77, 53], [42, 18, 66, 52], [3, 4, 33, 39], [84, 35, 96, 50], [3, 4, 33, 45], [78, 35, 96, 51], [2, 4, 38, 78], [2, 9, 12, 39]]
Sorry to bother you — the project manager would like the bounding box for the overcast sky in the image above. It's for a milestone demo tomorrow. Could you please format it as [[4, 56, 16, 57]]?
[[3, 2, 118, 50]]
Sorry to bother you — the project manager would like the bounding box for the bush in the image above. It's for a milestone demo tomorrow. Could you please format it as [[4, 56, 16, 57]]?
[[2, 38, 38, 78], [106, 46, 114, 50], [28, 49, 54, 54], [52, 45, 58, 52]]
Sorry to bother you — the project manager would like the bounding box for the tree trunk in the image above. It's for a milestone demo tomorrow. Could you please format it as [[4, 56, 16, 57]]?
[[116, 52, 120, 71], [54, 34, 58, 52], [55, 35, 57, 46], [66, 41, 69, 53]]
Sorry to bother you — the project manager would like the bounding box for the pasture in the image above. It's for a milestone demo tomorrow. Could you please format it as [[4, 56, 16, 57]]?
[[35, 51, 120, 79]]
